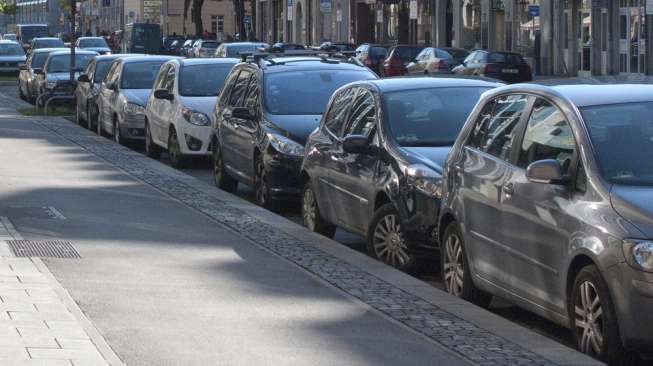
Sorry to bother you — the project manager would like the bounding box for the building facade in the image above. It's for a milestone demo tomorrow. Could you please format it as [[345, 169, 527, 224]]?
[[254, 0, 653, 77], [160, 0, 241, 38], [14, 0, 66, 34]]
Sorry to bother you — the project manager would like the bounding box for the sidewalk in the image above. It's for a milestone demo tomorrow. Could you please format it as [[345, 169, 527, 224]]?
[[0, 91, 604, 366]]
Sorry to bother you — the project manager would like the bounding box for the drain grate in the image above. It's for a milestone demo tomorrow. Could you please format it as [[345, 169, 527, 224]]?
[[7, 240, 80, 258]]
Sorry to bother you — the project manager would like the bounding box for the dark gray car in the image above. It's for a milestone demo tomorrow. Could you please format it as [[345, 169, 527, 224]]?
[[439, 83, 653, 364]]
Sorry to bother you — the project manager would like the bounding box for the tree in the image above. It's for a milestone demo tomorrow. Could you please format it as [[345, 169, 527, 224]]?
[[0, 0, 17, 15], [191, 0, 205, 37]]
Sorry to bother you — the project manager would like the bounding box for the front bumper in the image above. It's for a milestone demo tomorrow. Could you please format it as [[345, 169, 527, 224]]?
[[177, 122, 211, 156], [119, 113, 146, 140], [262, 151, 303, 199], [606, 262, 653, 352], [397, 190, 441, 256]]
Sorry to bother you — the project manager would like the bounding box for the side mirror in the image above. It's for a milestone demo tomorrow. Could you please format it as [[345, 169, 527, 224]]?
[[153, 88, 173, 101], [19, 64, 27, 71], [342, 135, 377, 155], [77, 74, 90, 83], [105, 81, 117, 90], [33, 68, 43, 75], [231, 106, 255, 120], [526, 159, 569, 185]]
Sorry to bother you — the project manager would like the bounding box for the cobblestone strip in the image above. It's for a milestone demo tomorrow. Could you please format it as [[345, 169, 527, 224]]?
[[0, 217, 117, 365], [31, 115, 560, 366]]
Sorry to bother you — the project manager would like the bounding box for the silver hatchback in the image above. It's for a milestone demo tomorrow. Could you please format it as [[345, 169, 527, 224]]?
[[439, 83, 653, 364]]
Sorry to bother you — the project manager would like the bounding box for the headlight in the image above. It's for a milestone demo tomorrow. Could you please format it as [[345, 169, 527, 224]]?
[[623, 239, 653, 272], [124, 102, 145, 115], [405, 163, 442, 198], [267, 133, 304, 157], [182, 107, 210, 126]]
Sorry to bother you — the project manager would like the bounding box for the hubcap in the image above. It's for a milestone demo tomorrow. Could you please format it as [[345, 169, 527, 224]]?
[[574, 281, 604, 356], [443, 233, 464, 297], [372, 214, 409, 268], [302, 187, 316, 230]]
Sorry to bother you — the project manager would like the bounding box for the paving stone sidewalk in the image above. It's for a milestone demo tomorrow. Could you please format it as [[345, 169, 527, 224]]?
[[0, 218, 117, 366]]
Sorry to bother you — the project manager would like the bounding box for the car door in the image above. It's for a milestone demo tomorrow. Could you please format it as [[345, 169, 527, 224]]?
[[231, 72, 260, 179], [330, 88, 379, 233], [99, 62, 121, 132], [499, 97, 578, 313], [455, 93, 531, 285], [219, 69, 252, 180], [311, 87, 356, 224], [148, 64, 171, 145], [77, 60, 95, 119], [160, 64, 178, 145]]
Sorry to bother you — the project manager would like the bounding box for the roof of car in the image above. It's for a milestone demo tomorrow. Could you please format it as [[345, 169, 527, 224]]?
[[551, 84, 653, 107], [78, 37, 104, 40], [0, 40, 19, 44], [120, 55, 181, 64], [48, 49, 98, 56], [33, 37, 61, 41], [179, 58, 239, 66], [225, 42, 268, 47], [255, 56, 370, 73], [31, 47, 67, 53], [93, 53, 142, 62], [362, 77, 503, 93]]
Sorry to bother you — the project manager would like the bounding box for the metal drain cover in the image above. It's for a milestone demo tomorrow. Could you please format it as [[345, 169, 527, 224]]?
[[7, 240, 80, 258]]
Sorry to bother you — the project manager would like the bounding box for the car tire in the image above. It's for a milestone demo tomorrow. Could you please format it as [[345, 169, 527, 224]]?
[[144, 121, 161, 159], [113, 118, 126, 145], [168, 128, 186, 168], [212, 142, 237, 192], [301, 180, 336, 239], [366, 203, 417, 273], [569, 265, 630, 365], [440, 221, 492, 308], [254, 154, 276, 210]]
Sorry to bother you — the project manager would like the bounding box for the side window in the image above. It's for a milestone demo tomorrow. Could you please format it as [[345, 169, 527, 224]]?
[[464, 52, 476, 64], [343, 89, 377, 138], [472, 94, 529, 161], [324, 88, 356, 137], [228, 69, 251, 107], [517, 98, 576, 174], [165, 65, 176, 93], [243, 75, 259, 110], [85, 61, 96, 80], [153, 65, 169, 90], [105, 62, 120, 83], [467, 99, 496, 149]]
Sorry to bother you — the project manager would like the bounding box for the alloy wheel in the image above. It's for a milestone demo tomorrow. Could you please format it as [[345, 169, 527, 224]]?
[[443, 232, 465, 297], [302, 187, 317, 230], [371, 214, 409, 268], [574, 281, 605, 357]]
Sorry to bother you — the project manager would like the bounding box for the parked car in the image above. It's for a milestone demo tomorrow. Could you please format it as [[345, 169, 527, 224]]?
[[211, 54, 377, 208], [96, 55, 179, 144], [191, 39, 219, 58], [381, 45, 424, 77], [301, 77, 500, 271], [162, 36, 184, 54], [452, 50, 532, 83], [75, 54, 143, 130], [0, 40, 26, 74], [267, 43, 305, 52], [439, 83, 653, 363], [355, 44, 389, 75], [144, 58, 238, 167], [181, 39, 196, 57], [167, 39, 185, 55], [318, 42, 356, 52], [3, 34, 17, 41], [34, 49, 97, 106], [406, 47, 454, 75], [442, 47, 470, 67], [76, 37, 112, 55], [18, 47, 66, 103], [214, 42, 269, 58], [29, 37, 65, 53]]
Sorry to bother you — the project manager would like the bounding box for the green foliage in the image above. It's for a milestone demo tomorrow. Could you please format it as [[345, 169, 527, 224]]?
[[0, 1, 17, 15]]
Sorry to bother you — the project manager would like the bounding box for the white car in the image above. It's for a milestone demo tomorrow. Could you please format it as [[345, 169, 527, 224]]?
[[144, 58, 238, 167]]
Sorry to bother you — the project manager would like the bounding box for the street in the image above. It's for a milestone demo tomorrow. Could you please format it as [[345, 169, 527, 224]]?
[[0, 85, 602, 365]]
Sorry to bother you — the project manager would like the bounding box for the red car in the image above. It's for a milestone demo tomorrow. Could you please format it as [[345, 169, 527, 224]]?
[[381, 45, 425, 77]]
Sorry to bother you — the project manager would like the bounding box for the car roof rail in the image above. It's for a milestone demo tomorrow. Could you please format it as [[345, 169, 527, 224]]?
[[240, 49, 362, 67]]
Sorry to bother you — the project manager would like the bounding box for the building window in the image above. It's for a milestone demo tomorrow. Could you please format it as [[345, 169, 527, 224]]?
[[211, 15, 224, 34]]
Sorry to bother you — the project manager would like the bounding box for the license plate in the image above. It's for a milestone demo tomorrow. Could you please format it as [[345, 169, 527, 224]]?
[[502, 68, 519, 74]]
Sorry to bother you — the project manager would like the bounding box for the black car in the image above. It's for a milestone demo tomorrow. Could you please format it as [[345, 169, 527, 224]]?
[[300, 77, 502, 271], [211, 53, 377, 208], [452, 50, 532, 83]]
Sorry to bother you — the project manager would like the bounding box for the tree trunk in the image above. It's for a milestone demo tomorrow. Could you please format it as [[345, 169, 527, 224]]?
[[183, 0, 191, 36], [232, 0, 241, 39], [192, 0, 205, 37]]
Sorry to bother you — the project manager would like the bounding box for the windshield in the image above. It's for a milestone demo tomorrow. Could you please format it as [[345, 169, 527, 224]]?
[[46, 54, 95, 73], [384, 87, 491, 147], [79, 38, 108, 48], [264, 69, 376, 115], [35, 39, 64, 48], [94, 59, 113, 82], [226, 44, 266, 57], [121, 61, 165, 89], [20, 26, 48, 42], [581, 102, 653, 186], [179, 63, 235, 96], [4, 34, 17, 41], [0, 44, 24, 56]]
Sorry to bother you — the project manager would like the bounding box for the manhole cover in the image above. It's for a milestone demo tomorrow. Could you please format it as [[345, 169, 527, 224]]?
[[7, 240, 80, 258]]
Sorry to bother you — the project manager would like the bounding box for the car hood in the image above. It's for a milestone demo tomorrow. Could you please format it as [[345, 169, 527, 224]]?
[[47, 72, 80, 82], [400, 146, 452, 174], [180, 96, 216, 117], [610, 185, 653, 237], [265, 113, 322, 145], [82, 47, 110, 53], [122, 89, 150, 106], [0, 56, 26, 62]]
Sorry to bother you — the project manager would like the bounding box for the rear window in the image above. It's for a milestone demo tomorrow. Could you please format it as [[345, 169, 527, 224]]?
[[488, 53, 525, 64], [79, 38, 108, 48], [35, 39, 64, 48], [434, 49, 453, 59], [94, 59, 113, 82], [391, 46, 423, 60]]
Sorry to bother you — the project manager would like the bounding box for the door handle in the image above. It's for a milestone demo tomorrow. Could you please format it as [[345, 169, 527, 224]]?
[[502, 183, 514, 196]]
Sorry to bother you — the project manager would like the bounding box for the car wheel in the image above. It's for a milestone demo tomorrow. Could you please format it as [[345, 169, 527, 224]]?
[[440, 221, 492, 307], [302, 180, 336, 238], [570, 265, 629, 364], [167, 128, 186, 168], [366, 203, 417, 272], [212, 142, 237, 192], [113, 118, 126, 145], [144, 121, 161, 159], [254, 155, 275, 210]]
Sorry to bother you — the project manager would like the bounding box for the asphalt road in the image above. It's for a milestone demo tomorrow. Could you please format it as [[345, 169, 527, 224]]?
[[0, 84, 574, 350]]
